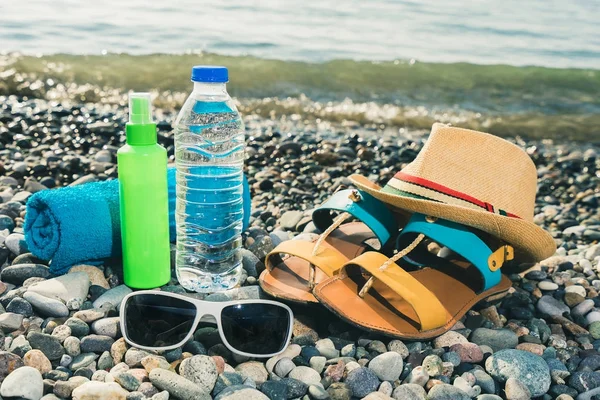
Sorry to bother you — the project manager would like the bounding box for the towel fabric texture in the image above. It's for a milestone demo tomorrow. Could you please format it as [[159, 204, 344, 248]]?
[[24, 168, 251, 275]]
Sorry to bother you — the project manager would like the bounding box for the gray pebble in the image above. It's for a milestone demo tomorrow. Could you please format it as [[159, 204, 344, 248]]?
[[485, 349, 550, 397], [27, 331, 65, 360], [427, 383, 470, 400], [179, 355, 219, 393], [369, 352, 403, 381], [470, 328, 518, 352], [345, 367, 379, 398], [537, 295, 570, 317], [149, 368, 211, 400], [23, 291, 69, 317]]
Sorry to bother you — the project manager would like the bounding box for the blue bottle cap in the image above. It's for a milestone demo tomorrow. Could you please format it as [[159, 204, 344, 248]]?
[[191, 66, 229, 83]]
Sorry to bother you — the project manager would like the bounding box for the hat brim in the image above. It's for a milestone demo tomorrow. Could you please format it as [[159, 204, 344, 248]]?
[[350, 174, 556, 262]]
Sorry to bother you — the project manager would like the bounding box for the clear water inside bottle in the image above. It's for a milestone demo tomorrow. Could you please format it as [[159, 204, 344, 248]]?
[[174, 85, 245, 292]]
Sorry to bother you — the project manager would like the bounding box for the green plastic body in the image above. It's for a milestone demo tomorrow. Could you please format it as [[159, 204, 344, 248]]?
[[117, 124, 170, 289]]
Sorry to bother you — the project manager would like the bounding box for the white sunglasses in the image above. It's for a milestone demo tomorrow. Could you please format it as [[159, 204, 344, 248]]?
[[120, 290, 294, 358]]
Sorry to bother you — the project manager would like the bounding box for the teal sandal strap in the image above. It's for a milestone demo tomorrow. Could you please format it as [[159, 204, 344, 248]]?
[[397, 213, 511, 291], [312, 189, 397, 247]]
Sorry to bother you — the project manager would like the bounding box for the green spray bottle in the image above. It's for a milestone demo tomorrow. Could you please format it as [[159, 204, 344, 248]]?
[[117, 93, 170, 288]]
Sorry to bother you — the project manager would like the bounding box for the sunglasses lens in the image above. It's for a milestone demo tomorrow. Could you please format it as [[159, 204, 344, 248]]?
[[123, 294, 197, 348], [221, 303, 291, 355]]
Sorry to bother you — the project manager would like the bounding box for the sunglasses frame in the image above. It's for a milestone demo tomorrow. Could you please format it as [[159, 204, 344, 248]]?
[[119, 290, 294, 358]]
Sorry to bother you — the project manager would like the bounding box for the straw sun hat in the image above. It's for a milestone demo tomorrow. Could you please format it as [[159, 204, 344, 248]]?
[[351, 123, 556, 262]]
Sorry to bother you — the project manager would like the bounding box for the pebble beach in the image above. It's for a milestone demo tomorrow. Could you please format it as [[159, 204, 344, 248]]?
[[0, 93, 599, 400]]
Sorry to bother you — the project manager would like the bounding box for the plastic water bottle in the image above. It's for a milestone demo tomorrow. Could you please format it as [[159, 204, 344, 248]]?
[[174, 66, 245, 292]]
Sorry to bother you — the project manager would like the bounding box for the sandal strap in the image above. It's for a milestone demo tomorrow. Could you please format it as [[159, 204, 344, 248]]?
[[265, 240, 349, 277], [348, 251, 449, 331], [397, 213, 513, 291], [312, 189, 396, 247]]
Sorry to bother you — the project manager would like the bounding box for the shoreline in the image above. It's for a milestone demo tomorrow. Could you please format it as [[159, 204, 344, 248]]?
[[1, 53, 599, 143], [0, 95, 598, 398]]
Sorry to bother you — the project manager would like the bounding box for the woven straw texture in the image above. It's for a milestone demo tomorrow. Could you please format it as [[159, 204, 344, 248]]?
[[351, 123, 556, 262]]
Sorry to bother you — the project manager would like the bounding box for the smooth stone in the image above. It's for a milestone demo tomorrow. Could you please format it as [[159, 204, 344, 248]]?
[[71, 353, 99, 370], [537, 295, 570, 317], [80, 335, 115, 353], [504, 377, 531, 400], [64, 337, 81, 358], [470, 328, 518, 352], [363, 393, 393, 400], [280, 211, 303, 230], [327, 382, 352, 400], [573, 300, 595, 317], [427, 383, 470, 400], [485, 349, 551, 396], [345, 367, 380, 398], [288, 365, 322, 386], [92, 285, 132, 308], [369, 352, 403, 381], [27, 332, 65, 360], [538, 281, 559, 291], [24, 349, 52, 374], [450, 343, 484, 363], [1, 264, 50, 284], [73, 309, 106, 323], [6, 296, 33, 317], [8, 335, 31, 358], [149, 368, 210, 400], [433, 331, 468, 348], [405, 366, 429, 386], [23, 291, 69, 317], [69, 265, 110, 289], [280, 378, 308, 398], [214, 385, 269, 400], [308, 384, 329, 400], [72, 381, 128, 400], [274, 357, 296, 377], [114, 371, 141, 391], [589, 322, 600, 340], [235, 361, 268, 385], [97, 351, 114, 371], [66, 317, 90, 337], [568, 371, 600, 393], [476, 396, 502, 400], [309, 356, 326, 375], [565, 285, 587, 297], [125, 348, 152, 368], [0, 351, 25, 382], [28, 272, 90, 303], [141, 355, 171, 373], [422, 354, 444, 377], [473, 369, 496, 394], [388, 340, 409, 359], [0, 312, 24, 331], [91, 317, 121, 338], [391, 383, 427, 400], [0, 366, 43, 400], [260, 380, 288, 399], [5, 233, 28, 255], [586, 312, 600, 325], [179, 355, 218, 393], [577, 386, 600, 400]]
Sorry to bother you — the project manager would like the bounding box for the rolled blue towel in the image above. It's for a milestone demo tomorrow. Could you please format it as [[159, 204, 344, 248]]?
[[24, 168, 251, 275]]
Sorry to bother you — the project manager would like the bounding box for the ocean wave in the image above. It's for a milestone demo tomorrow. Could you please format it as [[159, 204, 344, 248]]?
[[1, 52, 598, 142]]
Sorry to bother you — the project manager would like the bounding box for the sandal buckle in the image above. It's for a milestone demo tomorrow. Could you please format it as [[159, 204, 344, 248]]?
[[348, 190, 362, 203]]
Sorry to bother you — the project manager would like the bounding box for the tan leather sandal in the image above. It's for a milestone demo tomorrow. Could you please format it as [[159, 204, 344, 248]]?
[[259, 189, 398, 303], [313, 213, 513, 339]]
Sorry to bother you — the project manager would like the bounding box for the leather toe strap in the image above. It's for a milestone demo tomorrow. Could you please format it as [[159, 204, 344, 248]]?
[[265, 240, 349, 277], [345, 251, 450, 331]]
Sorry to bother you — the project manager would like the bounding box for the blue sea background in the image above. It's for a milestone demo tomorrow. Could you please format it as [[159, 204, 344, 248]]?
[[1, 0, 599, 140], [2, 0, 599, 68]]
